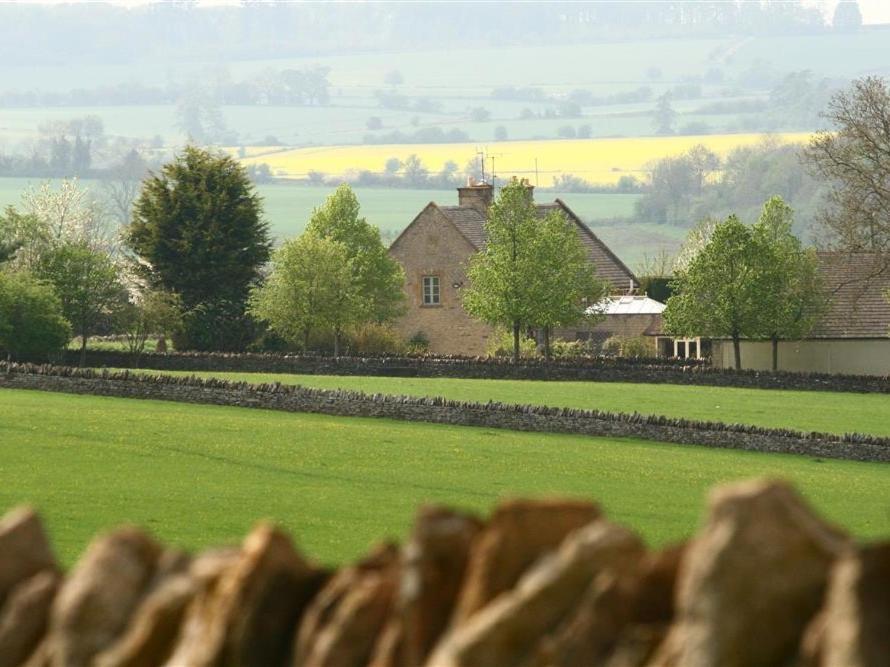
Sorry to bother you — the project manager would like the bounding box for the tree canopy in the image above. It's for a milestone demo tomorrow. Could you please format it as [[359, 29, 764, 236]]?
[[463, 179, 605, 361], [305, 184, 404, 324], [806, 77, 890, 253], [0, 269, 71, 362], [127, 146, 271, 350]]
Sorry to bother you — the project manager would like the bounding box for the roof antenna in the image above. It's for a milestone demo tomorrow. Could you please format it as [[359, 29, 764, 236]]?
[[476, 147, 486, 184]]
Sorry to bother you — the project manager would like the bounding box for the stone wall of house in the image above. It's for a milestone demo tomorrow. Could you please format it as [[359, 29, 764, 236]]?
[[0, 479, 885, 666], [53, 349, 890, 394], [388, 206, 495, 356], [3, 363, 889, 463]]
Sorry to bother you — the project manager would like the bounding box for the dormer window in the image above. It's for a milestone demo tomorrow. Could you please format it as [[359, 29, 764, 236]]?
[[422, 276, 440, 305]]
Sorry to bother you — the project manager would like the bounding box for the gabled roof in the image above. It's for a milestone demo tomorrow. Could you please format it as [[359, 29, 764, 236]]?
[[811, 251, 890, 339], [588, 295, 666, 315], [434, 199, 637, 293]]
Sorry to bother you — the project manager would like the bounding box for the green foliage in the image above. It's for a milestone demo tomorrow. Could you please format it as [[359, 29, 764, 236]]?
[[549, 338, 588, 358], [463, 179, 605, 361], [128, 146, 271, 351], [347, 323, 406, 355], [665, 215, 766, 369], [0, 269, 71, 360], [407, 330, 430, 355], [485, 328, 538, 358], [34, 241, 125, 363], [305, 184, 405, 324], [603, 335, 653, 358], [0, 206, 47, 270], [119, 290, 183, 356], [249, 233, 360, 355]]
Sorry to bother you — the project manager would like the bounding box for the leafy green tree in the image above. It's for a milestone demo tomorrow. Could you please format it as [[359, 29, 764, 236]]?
[[653, 93, 676, 135], [664, 215, 767, 370], [752, 197, 825, 370], [119, 289, 183, 356], [305, 184, 404, 324], [527, 212, 608, 359], [463, 179, 601, 362], [250, 233, 361, 355], [35, 241, 125, 366], [462, 181, 540, 362], [127, 146, 271, 351], [0, 270, 71, 362]]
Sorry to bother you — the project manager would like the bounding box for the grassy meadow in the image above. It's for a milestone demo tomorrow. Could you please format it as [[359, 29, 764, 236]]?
[[122, 371, 890, 438], [241, 133, 813, 186], [2, 388, 888, 568], [0, 178, 664, 263]]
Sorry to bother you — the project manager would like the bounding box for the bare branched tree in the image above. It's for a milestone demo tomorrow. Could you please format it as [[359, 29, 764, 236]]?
[[805, 76, 890, 253], [101, 149, 149, 227]]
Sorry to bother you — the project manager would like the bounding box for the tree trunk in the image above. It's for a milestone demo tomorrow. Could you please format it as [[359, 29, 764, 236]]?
[[732, 335, 742, 371], [543, 326, 551, 361], [79, 331, 87, 368], [512, 321, 520, 364], [333, 327, 341, 357], [303, 327, 310, 353], [771, 336, 779, 372]]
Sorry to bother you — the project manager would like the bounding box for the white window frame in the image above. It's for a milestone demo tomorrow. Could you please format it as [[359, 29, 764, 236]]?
[[422, 275, 440, 305]]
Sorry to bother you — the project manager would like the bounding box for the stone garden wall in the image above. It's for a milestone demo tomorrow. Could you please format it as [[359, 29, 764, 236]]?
[[0, 479, 885, 666], [56, 349, 890, 394], [2, 363, 888, 463]]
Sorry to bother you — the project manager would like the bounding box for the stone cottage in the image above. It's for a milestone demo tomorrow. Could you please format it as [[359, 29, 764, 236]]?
[[388, 182, 639, 355]]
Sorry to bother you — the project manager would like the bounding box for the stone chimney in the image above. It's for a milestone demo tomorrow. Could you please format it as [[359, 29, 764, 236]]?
[[457, 181, 494, 215]]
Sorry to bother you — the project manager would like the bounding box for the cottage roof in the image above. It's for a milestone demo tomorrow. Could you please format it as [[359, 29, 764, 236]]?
[[811, 251, 890, 339], [588, 295, 666, 316], [436, 199, 637, 293]]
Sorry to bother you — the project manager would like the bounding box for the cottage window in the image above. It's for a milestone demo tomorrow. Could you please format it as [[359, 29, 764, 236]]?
[[422, 276, 440, 305]]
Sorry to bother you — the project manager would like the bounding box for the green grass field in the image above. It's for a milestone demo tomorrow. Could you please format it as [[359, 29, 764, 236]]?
[[129, 371, 890, 438], [0, 178, 655, 262], [2, 388, 888, 569]]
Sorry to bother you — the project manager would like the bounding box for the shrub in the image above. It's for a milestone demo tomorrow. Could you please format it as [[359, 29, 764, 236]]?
[[407, 330, 430, 355], [0, 269, 71, 361], [550, 338, 589, 358], [486, 329, 537, 358], [602, 335, 653, 358], [347, 323, 406, 355]]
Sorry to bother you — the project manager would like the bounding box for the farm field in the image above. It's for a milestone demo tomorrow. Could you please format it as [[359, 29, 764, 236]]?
[[0, 178, 659, 262], [241, 132, 813, 186], [2, 388, 888, 568], [128, 371, 890, 438]]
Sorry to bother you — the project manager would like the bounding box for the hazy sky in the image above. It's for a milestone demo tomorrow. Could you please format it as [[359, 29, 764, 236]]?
[[11, 0, 890, 26]]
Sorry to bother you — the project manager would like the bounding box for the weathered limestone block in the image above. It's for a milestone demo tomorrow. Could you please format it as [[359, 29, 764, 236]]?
[[43, 527, 163, 667], [451, 499, 600, 625], [294, 543, 400, 667], [165, 523, 326, 667], [0, 507, 56, 608], [427, 520, 644, 667], [373, 505, 483, 667], [0, 570, 60, 667], [537, 543, 685, 667], [649, 479, 847, 667], [818, 543, 890, 667]]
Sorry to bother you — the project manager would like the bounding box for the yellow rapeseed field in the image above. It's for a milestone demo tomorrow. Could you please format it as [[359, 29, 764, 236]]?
[[241, 133, 812, 186]]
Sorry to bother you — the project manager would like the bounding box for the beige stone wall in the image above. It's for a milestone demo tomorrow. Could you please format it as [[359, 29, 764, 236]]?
[[389, 206, 494, 355], [712, 339, 890, 375]]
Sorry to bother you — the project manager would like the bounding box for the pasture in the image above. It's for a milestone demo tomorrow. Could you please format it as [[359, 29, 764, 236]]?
[[2, 388, 888, 568], [0, 178, 660, 263], [123, 371, 890, 438], [241, 133, 813, 186]]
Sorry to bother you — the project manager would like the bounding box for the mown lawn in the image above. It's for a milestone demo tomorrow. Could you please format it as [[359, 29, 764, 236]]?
[[2, 388, 888, 568], [134, 370, 890, 437]]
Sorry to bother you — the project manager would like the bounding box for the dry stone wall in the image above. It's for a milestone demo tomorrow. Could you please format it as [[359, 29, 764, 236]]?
[[0, 479, 887, 666], [55, 349, 890, 394], [2, 363, 890, 463]]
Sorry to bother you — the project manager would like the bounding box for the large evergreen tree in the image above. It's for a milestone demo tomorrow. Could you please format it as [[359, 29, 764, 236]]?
[[127, 146, 271, 351]]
